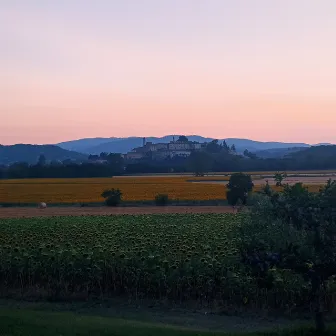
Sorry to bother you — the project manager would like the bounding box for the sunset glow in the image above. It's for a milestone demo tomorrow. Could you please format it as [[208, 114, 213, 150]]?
[[2, 0, 336, 144]]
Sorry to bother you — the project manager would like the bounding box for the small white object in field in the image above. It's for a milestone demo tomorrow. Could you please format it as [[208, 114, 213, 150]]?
[[38, 202, 47, 209]]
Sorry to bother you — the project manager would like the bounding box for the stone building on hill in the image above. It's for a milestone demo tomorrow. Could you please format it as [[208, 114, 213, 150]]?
[[125, 136, 206, 161]]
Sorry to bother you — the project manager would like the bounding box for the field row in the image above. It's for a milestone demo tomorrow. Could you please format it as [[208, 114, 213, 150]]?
[[0, 176, 324, 204], [0, 206, 236, 219], [0, 214, 313, 310]]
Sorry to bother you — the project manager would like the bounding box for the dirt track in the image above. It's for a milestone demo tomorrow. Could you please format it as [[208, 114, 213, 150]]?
[[0, 206, 236, 219]]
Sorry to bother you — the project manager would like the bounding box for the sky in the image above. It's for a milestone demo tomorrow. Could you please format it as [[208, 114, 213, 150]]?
[[1, 0, 336, 145]]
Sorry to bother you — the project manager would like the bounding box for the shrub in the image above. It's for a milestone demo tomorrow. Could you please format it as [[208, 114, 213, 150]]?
[[226, 189, 242, 206], [274, 171, 287, 186], [262, 180, 273, 196], [155, 194, 169, 206], [101, 188, 122, 206]]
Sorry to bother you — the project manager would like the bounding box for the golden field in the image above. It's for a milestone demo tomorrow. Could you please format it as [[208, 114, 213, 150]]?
[[0, 176, 324, 204], [0, 176, 229, 203]]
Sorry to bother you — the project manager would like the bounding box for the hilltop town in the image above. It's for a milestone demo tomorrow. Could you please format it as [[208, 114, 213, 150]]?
[[125, 136, 207, 161]]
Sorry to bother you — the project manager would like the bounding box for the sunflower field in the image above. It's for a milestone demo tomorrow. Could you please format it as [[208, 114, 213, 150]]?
[[0, 214, 314, 310], [0, 176, 230, 204], [0, 176, 321, 204]]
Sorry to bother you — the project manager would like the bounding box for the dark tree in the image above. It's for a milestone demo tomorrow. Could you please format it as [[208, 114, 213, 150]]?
[[99, 152, 109, 159], [88, 154, 99, 161], [261, 180, 272, 196], [177, 135, 189, 142], [155, 194, 169, 206], [274, 171, 287, 186], [188, 151, 212, 176], [106, 153, 124, 173], [206, 139, 222, 153], [226, 172, 254, 206], [222, 140, 230, 152], [101, 188, 123, 206], [243, 149, 257, 159], [230, 144, 236, 152], [238, 180, 336, 332]]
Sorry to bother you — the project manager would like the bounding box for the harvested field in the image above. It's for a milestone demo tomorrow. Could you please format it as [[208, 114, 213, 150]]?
[[0, 205, 236, 219], [258, 176, 336, 185], [194, 176, 336, 185]]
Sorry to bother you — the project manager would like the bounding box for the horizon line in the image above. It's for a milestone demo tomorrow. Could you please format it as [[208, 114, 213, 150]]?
[[2, 134, 334, 147]]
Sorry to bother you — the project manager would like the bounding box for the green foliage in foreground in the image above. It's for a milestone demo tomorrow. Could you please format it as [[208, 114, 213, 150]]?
[[155, 193, 170, 206], [0, 309, 335, 336], [101, 188, 123, 206], [238, 181, 336, 331]]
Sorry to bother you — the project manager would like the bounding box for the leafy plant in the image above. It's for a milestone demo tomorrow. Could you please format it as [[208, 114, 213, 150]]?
[[101, 188, 122, 206], [238, 180, 336, 332], [227, 173, 254, 206], [154, 194, 169, 206], [274, 171, 287, 186]]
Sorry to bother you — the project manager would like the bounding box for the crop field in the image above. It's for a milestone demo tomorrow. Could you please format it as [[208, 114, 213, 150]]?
[[0, 177, 230, 204], [0, 206, 237, 219], [0, 213, 321, 312], [0, 175, 327, 205]]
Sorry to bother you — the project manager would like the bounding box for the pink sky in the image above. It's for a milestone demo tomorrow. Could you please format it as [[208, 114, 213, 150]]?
[[1, 0, 336, 145]]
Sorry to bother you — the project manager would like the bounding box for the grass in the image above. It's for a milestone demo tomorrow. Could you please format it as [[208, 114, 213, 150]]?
[[0, 308, 334, 336]]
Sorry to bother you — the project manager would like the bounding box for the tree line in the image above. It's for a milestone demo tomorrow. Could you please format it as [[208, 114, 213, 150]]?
[[1, 144, 336, 179]]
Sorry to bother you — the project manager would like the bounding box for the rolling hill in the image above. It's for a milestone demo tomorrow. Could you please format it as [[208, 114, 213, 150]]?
[[283, 145, 336, 170], [254, 147, 306, 159], [57, 137, 119, 152], [57, 136, 311, 154], [287, 145, 336, 160], [0, 144, 87, 165]]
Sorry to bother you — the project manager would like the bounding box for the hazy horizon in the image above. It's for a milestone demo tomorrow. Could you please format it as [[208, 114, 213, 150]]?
[[2, 133, 332, 147], [2, 1, 336, 145]]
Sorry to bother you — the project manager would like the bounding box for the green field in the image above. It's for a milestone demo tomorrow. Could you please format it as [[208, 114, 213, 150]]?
[[0, 214, 312, 312]]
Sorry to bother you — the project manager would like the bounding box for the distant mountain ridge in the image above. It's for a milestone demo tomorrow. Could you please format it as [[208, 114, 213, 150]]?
[[58, 137, 119, 152], [253, 147, 307, 159], [0, 144, 87, 165], [1, 141, 335, 167], [57, 135, 314, 155]]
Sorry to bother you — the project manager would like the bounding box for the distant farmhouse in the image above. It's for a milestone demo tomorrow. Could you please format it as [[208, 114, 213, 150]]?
[[125, 136, 207, 161]]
